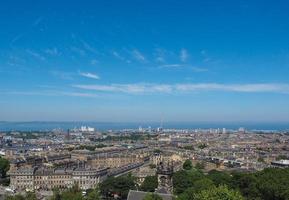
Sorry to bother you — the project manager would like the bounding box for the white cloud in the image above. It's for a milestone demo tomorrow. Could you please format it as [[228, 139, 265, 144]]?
[[159, 64, 208, 72], [112, 51, 124, 60], [71, 47, 86, 56], [159, 64, 184, 68], [180, 48, 188, 62], [191, 67, 208, 72], [112, 51, 131, 63], [79, 72, 100, 80], [81, 40, 98, 54], [26, 49, 46, 61], [73, 84, 172, 94], [154, 48, 167, 63], [131, 49, 146, 62], [4, 91, 99, 98], [90, 59, 98, 65], [45, 48, 60, 56], [33, 17, 43, 26], [73, 83, 289, 94], [51, 71, 74, 80]]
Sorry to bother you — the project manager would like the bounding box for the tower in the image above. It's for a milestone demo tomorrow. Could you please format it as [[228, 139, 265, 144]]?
[[156, 161, 173, 194]]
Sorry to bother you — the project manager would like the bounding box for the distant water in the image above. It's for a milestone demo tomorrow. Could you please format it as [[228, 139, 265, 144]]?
[[0, 121, 289, 131]]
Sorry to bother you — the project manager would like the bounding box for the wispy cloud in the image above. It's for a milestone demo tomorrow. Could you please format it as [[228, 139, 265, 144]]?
[[81, 40, 98, 54], [159, 64, 208, 72], [33, 17, 43, 26], [180, 48, 189, 62], [200, 50, 211, 62], [26, 49, 46, 61], [112, 51, 131, 63], [10, 34, 23, 45], [51, 71, 74, 80], [7, 55, 26, 67], [112, 51, 124, 60], [159, 64, 185, 68], [73, 83, 172, 94], [79, 72, 100, 80], [90, 59, 98, 65], [71, 47, 86, 56], [3, 91, 99, 98], [154, 48, 167, 63], [45, 48, 60, 56], [73, 83, 289, 94], [131, 49, 146, 62]]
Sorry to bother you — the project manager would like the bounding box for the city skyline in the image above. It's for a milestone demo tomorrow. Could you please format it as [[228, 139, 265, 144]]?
[[1, 0, 289, 122]]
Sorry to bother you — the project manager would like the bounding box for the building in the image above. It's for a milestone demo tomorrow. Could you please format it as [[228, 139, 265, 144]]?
[[271, 160, 289, 168], [8, 166, 108, 191], [156, 162, 174, 194], [87, 153, 149, 169]]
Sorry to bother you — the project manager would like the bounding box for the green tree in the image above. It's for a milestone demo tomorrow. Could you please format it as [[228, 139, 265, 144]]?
[[143, 193, 163, 200], [141, 176, 158, 192], [0, 156, 10, 178], [208, 170, 232, 187], [198, 144, 207, 149], [194, 185, 244, 200], [183, 160, 193, 170], [254, 168, 289, 200], [231, 173, 261, 200], [5, 194, 26, 200], [149, 164, 156, 169], [195, 162, 205, 170], [26, 192, 37, 200], [173, 170, 194, 195], [50, 188, 61, 200], [61, 184, 83, 200], [178, 178, 215, 200], [276, 155, 288, 160], [100, 174, 137, 199], [257, 157, 265, 163], [173, 169, 204, 195], [86, 187, 101, 200]]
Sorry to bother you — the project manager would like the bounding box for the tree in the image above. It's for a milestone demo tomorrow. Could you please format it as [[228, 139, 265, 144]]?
[[86, 187, 101, 200], [50, 188, 61, 200], [0, 156, 10, 178], [143, 193, 163, 200], [100, 174, 137, 199], [276, 155, 288, 160], [177, 178, 215, 200], [5, 192, 37, 200], [51, 184, 83, 200], [231, 173, 261, 200], [173, 169, 205, 195], [208, 170, 232, 187], [257, 157, 265, 163], [26, 192, 37, 200], [173, 170, 194, 195], [141, 176, 158, 192], [194, 185, 244, 200], [61, 185, 83, 200], [254, 168, 289, 200], [198, 143, 207, 149], [149, 164, 156, 169], [183, 160, 193, 170], [195, 162, 205, 170]]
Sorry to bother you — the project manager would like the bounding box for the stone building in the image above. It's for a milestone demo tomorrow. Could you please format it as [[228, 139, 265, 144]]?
[[8, 166, 108, 191], [87, 153, 149, 168]]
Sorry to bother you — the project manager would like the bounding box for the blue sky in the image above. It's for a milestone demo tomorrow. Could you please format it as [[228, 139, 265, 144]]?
[[1, 0, 289, 122]]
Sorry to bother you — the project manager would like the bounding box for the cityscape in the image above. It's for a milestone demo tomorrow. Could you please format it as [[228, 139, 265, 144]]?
[[1, 0, 289, 200], [0, 125, 289, 199]]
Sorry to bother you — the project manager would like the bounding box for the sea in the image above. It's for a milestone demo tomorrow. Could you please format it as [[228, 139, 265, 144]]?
[[0, 121, 289, 131]]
